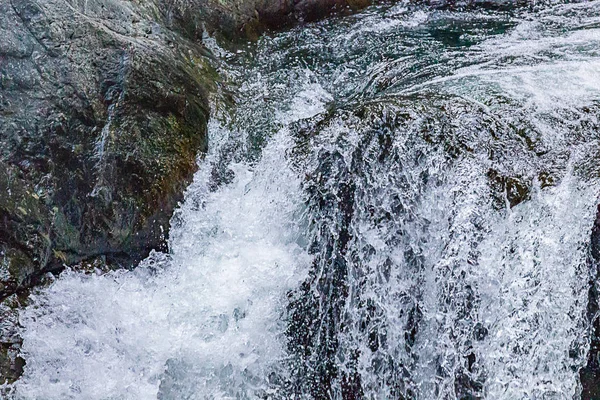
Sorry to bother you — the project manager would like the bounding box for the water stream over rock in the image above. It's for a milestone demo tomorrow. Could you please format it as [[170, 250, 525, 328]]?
[[8, 1, 600, 399]]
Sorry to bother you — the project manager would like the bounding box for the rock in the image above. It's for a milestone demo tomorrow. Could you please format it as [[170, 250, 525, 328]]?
[[164, 0, 373, 41], [282, 92, 578, 398], [0, 0, 214, 300], [0, 294, 26, 386], [0, 0, 217, 385]]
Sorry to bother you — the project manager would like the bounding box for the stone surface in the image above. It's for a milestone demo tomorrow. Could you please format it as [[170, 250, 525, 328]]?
[[197, 0, 372, 39], [0, 294, 26, 385], [0, 0, 215, 302]]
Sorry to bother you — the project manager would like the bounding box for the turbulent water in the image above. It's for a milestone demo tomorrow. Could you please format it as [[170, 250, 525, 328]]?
[[8, 1, 600, 399]]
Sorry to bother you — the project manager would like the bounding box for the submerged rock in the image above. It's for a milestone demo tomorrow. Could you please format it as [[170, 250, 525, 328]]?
[[282, 93, 599, 399]]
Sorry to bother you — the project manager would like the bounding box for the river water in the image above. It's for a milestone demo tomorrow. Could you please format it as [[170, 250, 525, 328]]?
[[10, 1, 600, 399]]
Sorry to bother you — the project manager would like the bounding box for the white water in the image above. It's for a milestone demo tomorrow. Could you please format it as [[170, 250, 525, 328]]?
[[477, 175, 593, 399], [11, 1, 600, 399], [14, 129, 310, 399]]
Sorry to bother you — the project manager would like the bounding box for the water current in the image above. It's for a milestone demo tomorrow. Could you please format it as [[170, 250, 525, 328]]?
[[9, 1, 600, 399]]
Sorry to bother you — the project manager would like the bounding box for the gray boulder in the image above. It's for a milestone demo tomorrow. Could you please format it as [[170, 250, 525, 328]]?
[[0, 0, 216, 384], [0, 0, 215, 303]]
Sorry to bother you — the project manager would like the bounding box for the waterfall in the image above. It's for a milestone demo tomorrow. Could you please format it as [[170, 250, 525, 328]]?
[[11, 1, 600, 399]]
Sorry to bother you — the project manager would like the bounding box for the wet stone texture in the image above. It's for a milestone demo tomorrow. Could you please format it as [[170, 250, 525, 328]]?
[[0, 294, 27, 384], [281, 92, 600, 399]]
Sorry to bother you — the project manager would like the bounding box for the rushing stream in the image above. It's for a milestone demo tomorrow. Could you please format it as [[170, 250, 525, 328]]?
[[9, 1, 600, 399]]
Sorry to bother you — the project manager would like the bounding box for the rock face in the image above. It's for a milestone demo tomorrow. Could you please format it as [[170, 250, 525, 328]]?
[[188, 0, 372, 40], [0, 0, 215, 301]]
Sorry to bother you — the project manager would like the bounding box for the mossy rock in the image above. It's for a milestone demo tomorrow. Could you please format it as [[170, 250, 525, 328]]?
[[0, 0, 215, 304]]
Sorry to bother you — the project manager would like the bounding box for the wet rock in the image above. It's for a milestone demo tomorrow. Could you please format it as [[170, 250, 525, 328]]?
[[0, 294, 27, 386], [487, 169, 531, 209], [0, 0, 214, 301], [0, 0, 216, 385], [282, 92, 569, 398], [0, 162, 52, 298], [170, 0, 373, 41]]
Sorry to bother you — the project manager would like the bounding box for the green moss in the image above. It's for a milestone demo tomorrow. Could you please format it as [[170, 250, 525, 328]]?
[[2, 248, 35, 292], [51, 208, 81, 252]]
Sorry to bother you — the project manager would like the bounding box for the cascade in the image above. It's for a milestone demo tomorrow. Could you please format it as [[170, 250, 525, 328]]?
[[11, 2, 600, 399]]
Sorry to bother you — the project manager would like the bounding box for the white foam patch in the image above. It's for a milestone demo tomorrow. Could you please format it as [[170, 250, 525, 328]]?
[[14, 121, 312, 399], [476, 175, 596, 399]]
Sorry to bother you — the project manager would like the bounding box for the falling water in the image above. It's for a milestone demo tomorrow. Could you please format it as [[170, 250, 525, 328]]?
[[10, 1, 600, 399]]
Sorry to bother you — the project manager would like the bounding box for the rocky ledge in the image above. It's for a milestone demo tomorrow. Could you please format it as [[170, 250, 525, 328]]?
[[0, 0, 219, 383], [0, 0, 216, 300]]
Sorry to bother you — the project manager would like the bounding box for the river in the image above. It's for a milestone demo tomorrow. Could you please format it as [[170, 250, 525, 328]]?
[[11, 1, 600, 399]]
